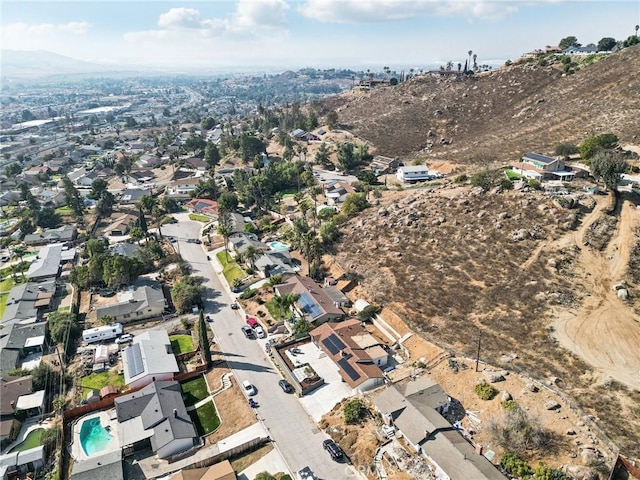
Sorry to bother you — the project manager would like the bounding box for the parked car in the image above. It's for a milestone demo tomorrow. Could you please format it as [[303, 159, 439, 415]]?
[[242, 379, 257, 396], [246, 317, 259, 328], [254, 325, 266, 338], [278, 379, 293, 393], [230, 302, 239, 310], [0, 256, 10, 263], [115, 334, 133, 345], [241, 325, 256, 339], [323, 439, 343, 460]]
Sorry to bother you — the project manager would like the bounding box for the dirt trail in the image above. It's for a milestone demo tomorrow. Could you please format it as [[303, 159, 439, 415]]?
[[553, 196, 640, 389]]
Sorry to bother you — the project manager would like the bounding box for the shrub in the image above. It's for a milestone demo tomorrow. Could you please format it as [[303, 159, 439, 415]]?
[[239, 288, 257, 300], [554, 142, 578, 156], [343, 398, 366, 424], [500, 452, 533, 478], [475, 381, 498, 400], [454, 174, 468, 183], [487, 408, 551, 454], [528, 179, 541, 190], [499, 178, 514, 190], [533, 462, 569, 480], [501, 400, 519, 412]]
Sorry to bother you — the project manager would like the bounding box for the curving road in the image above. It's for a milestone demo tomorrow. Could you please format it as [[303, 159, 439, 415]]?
[[161, 216, 358, 480]]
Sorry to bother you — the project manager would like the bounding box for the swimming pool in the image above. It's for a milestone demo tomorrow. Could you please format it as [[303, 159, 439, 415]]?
[[79, 417, 113, 456], [268, 241, 290, 252]]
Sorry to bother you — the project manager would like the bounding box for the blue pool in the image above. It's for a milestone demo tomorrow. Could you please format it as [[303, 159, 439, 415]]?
[[268, 241, 289, 251], [79, 417, 113, 456]]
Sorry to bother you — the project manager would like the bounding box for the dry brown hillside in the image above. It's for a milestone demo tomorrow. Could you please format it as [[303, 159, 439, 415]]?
[[321, 45, 640, 163]]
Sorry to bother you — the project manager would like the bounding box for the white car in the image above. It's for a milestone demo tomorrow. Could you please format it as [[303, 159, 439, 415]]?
[[242, 379, 257, 396], [254, 325, 266, 339], [115, 334, 133, 345]]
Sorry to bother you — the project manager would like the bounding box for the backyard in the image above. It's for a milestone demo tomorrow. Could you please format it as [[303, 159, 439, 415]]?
[[0, 277, 16, 318], [189, 401, 220, 436], [216, 251, 245, 284], [9, 428, 44, 453], [54, 205, 75, 216], [79, 369, 125, 395], [170, 334, 194, 354], [180, 375, 209, 407]]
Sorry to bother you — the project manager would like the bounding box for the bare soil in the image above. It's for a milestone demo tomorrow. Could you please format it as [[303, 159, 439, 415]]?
[[330, 184, 640, 463]]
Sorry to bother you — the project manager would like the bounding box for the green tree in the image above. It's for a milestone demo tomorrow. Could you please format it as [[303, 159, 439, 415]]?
[[217, 191, 239, 214], [192, 179, 218, 200], [559, 36, 580, 49], [171, 276, 206, 313], [357, 170, 378, 185], [97, 190, 116, 216], [86, 237, 108, 257], [10, 245, 28, 281], [61, 176, 84, 216], [217, 223, 232, 258], [198, 310, 212, 367], [337, 142, 357, 172], [315, 142, 331, 166], [138, 207, 148, 237], [343, 398, 366, 424], [326, 111, 338, 130], [554, 142, 578, 156], [292, 319, 313, 338], [597, 37, 616, 51], [358, 304, 380, 321], [37, 208, 62, 228], [239, 133, 265, 162], [253, 473, 276, 480], [48, 311, 80, 357], [5, 163, 22, 176], [341, 193, 369, 217], [590, 150, 628, 191], [201, 117, 216, 131], [40, 425, 62, 454], [103, 254, 142, 288], [204, 142, 221, 168], [162, 196, 180, 213], [89, 178, 109, 200], [579, 133, 618, 160]]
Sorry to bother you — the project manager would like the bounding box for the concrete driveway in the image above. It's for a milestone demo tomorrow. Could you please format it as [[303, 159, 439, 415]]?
[[161, 218, 360, 480]]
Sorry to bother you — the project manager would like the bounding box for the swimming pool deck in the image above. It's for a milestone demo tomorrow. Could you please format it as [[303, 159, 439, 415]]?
[[71, 410, 121, 461]]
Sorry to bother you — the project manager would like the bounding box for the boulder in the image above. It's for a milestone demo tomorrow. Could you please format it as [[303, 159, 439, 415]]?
[[581, 448, 601, 466], [617, 289, 629, 300], [501, 391, 513, 402], [484, 371, 505, 383], [564, 465, 599, 480], [545, 400, 561, 410], [526, 383, 539, 393]]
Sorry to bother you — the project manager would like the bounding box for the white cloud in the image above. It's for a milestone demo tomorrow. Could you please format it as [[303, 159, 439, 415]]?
[[1, 21, 90, 50], [298, 0, 519, 23], [233, 0, 289, 28]]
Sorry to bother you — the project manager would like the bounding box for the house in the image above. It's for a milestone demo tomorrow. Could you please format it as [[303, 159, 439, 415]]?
[[127, 170, 155, 184], [109, 242, 142, 259], [518, 152, 576, 181], [291, 129, 307, 140], [228, 232, 269, 256], [562, 43, 598, 55], [253, 251, 297, 278], [322, 286, 351, 308], [227, 212, 247, 233], [310, 319, 386, 392], [370, 155, 399, 175], [323, 181, 356, 206], [114, 380, 198, 459], [136, 154, 161, 169], [103, 214, 137, 236], [274, 275, 344, 325], [23, 165, 51, 177], [118, 188, 147, 205], [0, 446, 46, 477], [186, 198, 218, 217], [26, 243, 75, 281], [35, 189, 67, 208], [372, 385, 507, 480], [0, 321, 48, 375], [69, 450, 123, 480], [184, 157, 207, 171], [170, 460, 236, 480], [1, 280, 57, 324], [396, 165, 431, 183], [121, 330, 179, 389], [66, 167, 96, 187], [95, 282, 167, 325], [23, 224, 76, 245], [0, 376, 32, 443], [166, 178, 202, 199]]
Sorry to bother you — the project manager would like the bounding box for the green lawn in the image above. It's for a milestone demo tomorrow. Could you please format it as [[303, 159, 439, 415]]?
[[189, 401, 220, 435], [181, 375, 209, 406], [9, 428, 44, 452], [188, 213, 211, 222], [505, 169, 522, 180], [80, 370, 125, 396], [58, 306, 70, 313], [265, 298, 290, 321], [0, 277, 16, 318], [170, 334, 194, 354], [215, 251, 245, 284], [54, 205, 75, 216]]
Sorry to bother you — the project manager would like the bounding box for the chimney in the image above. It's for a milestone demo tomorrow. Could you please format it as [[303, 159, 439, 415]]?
[[173, 408, 178, 418]]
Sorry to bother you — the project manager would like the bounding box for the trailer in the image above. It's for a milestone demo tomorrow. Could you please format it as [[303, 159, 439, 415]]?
[[82, 323, 123, 344]]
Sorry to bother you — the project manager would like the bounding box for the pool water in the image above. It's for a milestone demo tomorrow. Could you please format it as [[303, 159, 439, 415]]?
[[268, 241, 289, 251], [79, 417, 113, 456]]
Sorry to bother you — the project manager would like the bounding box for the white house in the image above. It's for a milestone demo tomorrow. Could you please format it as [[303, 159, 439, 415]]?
[[95, 283, 166, 324], [122, 330, 179, 390], [396, 165, 431, 183]]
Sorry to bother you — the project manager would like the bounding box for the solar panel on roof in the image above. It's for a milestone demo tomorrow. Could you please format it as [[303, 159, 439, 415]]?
[[298, 292, 323, 319], [125, 343, 144, 378], [322, 333, 346, 355], [338, 358, 361, 382]]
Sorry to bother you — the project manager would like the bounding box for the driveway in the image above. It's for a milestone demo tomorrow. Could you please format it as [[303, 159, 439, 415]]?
[[161, 218, 359, 480]]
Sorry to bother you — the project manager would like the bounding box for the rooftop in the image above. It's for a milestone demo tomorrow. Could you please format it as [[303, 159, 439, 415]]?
[[122, 330, 179, 385]]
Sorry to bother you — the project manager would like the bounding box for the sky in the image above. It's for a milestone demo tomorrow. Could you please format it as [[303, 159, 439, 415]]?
[[1, 0, 639, 72]]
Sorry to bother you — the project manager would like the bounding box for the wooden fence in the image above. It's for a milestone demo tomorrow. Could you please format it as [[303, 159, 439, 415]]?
[[183, 436, 270, 470]]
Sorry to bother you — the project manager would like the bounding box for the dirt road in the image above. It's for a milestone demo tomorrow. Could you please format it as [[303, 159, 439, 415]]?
[[553, 195, 640, 389]]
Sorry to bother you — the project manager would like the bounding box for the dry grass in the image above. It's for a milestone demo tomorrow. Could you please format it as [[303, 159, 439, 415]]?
[[228, 443, 274, 473]]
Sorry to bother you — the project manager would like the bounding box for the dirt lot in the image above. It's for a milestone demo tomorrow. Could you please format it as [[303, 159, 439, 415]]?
[[330, 184, 640, 464]]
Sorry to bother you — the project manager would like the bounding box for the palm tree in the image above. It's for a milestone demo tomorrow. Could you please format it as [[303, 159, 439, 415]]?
[[468, 50, 473, 72], [636, 25, 639, 37], [11, 245, 27, 281], [152, 205, 164, 239], [473, 53, 478, 71], [243, 245, 261, 270], [217, 223, 232, 259]]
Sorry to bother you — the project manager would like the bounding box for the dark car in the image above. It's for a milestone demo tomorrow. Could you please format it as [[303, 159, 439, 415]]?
[[323, 439, 343, 460], [194, 239, 202, 244], [241, 325, 256, 339], [230, 302, 239, 310], [278, 379, 293, 393]]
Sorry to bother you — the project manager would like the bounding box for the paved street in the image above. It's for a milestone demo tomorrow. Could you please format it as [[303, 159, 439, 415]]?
[[161, 217, 359, 480]]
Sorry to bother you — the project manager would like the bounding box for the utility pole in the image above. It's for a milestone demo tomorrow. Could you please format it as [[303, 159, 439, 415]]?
[[475, 333, 482, 372]]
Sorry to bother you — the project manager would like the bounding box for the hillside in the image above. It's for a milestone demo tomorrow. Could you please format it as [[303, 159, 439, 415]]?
[[321, 45, 640, 163]]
